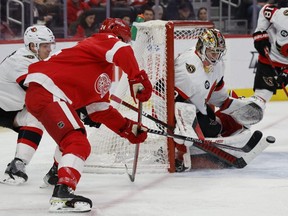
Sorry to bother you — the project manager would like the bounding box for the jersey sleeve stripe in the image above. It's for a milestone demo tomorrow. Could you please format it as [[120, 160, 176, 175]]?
[[105, 41, 129, 63]]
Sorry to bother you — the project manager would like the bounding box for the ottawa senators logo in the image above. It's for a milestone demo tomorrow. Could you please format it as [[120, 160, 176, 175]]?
[[186, 63, 195, 73], [283, 10, 288, 16], [94, 73, 111, 98], [263, 76, 274, 87]]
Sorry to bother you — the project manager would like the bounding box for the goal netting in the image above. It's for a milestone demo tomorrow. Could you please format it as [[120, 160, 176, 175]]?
[[85, 20, 214, 174]]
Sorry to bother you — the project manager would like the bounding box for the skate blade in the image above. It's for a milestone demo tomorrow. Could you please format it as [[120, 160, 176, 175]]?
[[0, 174, 26, 186], [49, 201, 91, 213]]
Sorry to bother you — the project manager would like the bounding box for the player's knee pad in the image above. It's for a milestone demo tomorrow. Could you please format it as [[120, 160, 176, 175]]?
[[60, 130, 91, 160]]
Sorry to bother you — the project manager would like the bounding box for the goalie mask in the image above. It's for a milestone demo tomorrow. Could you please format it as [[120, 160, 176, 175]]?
[[99, 18, 131, 43], [24, 25, 55, 52], [196, 28, 226, 66]]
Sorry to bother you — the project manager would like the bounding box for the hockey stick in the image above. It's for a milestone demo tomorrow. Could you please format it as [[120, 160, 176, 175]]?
[[124, 101, 142, 182], [264, 48, 288, 97], [148, 129, 263, 168], [111, 94, 257, 153], [148, 128, 262, 153], [111, 95, 265, 168], [111, 94, 173, 131]]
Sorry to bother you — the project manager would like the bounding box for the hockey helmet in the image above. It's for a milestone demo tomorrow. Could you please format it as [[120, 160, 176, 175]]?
[[99, 18, 131, 43], [24, 25, 55, 51], [196, 28, 226, 65]]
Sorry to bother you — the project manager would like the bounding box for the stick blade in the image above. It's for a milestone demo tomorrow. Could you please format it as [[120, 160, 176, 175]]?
[[241, 130, 263, 153]]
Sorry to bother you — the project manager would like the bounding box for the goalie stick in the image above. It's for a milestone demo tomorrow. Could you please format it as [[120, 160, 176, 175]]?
[[149, 129, 263, 168], [148, 128, 262, 155], [111, 94, 258, 153]]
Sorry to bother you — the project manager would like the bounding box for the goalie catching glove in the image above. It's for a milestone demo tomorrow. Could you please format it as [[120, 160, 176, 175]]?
[[253, 31, 271, 57], [118, 118, 148, 144], [220, 96, 265, 126], [129, 70, 152, 103]]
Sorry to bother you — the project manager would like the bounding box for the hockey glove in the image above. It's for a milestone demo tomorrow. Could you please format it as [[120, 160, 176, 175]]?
[[253, 31, 271, 57], [274, 69, 288, 88], [129, 70, 152, 103], [77, 107, 102, 128], [118, 118, 148, 144]]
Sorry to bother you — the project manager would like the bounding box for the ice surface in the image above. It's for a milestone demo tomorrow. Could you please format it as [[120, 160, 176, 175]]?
[[0, 102, 288, 216]]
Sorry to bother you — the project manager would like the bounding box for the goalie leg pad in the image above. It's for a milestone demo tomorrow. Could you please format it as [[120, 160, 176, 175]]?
[[174, 102, 198, 146]]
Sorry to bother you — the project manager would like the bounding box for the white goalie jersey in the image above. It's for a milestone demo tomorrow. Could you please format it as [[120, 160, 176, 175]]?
[[0, 47, 39, 111], [174, 47, 227, 115]]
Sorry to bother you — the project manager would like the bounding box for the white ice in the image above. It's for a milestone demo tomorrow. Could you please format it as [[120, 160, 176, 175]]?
[[0, 101, 288, 216]]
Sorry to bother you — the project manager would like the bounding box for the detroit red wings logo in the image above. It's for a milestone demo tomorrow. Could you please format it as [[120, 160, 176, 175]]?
[[94, 73, 111, 98]]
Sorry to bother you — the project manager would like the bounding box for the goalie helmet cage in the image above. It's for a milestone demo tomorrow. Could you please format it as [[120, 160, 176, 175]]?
[[85, 20, 214, 174]]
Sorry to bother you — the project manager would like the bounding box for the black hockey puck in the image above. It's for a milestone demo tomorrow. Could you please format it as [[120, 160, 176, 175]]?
[[266, 136, 276, 143]]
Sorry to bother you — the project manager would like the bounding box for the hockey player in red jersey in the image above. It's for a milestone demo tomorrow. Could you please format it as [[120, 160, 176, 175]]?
[[24, 18, 152, 213], [252, 3, 288, 104], [0, 25, 55, 185]]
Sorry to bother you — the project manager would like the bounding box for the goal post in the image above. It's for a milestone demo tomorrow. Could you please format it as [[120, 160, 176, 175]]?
[[85, 20, 214, 174]]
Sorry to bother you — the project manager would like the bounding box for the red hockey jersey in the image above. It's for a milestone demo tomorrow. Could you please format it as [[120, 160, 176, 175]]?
[[25, 33, 140, 109]]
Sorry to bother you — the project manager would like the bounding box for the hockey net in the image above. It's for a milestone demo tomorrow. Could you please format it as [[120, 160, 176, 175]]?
[[85, 20, 214, 174]]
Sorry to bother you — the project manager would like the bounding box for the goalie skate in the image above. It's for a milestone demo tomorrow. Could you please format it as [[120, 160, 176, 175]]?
[[0, 158, 28, 185], [49, 184, 92, 213]]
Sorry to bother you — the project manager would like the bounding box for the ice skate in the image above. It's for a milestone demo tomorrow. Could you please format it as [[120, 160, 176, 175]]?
[[41, 163, 58, 188], [49, 184, 92, 213], [0, 158, 28, 185]]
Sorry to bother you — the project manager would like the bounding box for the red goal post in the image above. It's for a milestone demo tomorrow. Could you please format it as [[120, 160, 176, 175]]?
[[85, 20, 214, 174]]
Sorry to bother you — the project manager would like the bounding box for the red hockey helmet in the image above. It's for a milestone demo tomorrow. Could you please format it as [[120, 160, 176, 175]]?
[[99, 18, 131, 43]]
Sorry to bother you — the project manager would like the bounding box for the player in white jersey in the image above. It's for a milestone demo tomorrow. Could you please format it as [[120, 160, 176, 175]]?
[[169, 28, 265, 170], [252, 4, 288, 103], [0, 25, 55, 185]]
